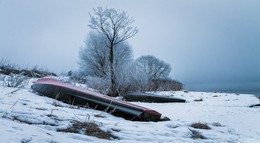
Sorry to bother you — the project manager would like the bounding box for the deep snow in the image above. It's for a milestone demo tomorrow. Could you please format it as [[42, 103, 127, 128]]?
[[0, 76, 259, 143]]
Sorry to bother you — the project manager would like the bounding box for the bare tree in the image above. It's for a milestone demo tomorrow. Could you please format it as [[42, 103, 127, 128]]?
[[89, 7, 138, 96], [135, 55, 171, 81]]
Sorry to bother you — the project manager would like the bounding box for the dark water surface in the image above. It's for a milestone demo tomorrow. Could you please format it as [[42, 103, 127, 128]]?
[[186, 82, 260, 97]]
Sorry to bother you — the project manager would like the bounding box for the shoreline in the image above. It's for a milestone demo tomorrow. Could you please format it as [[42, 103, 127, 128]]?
[[186, 89, 260, 97], [186, 82, 260, 97]]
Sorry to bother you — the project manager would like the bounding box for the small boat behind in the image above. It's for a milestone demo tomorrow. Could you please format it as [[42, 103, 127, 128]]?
[[31, 78, 162, 121], [123, 92, 186, 103]]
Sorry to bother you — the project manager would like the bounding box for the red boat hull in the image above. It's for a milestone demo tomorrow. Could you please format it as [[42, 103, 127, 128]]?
[[31, 78, 162, 121]]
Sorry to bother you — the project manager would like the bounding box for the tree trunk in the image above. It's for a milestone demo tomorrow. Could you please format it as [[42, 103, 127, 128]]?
[[108, 46, 117, 96]]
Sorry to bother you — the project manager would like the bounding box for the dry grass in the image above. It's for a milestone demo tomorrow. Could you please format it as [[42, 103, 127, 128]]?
[[190, 122, 211, 130], [189, 128, 207, 139], [194, 98, 203, 102], [212, 122, 223, 127], [0, 59, 56, 78], [57, 121, 117, 140]]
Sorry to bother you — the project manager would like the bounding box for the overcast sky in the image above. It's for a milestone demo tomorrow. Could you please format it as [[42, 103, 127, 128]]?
[[0, 0, 259, 91]]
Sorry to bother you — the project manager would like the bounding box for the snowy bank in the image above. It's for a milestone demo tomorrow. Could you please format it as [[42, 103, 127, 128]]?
[[0, 77, 259, 143]]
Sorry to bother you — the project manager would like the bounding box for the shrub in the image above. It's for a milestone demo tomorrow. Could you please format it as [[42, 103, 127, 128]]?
[[57, 121, 117, 140], [189, 128, 207, 139], [145, 78, 183, 91], [85, 76, 111, 94], [194, 98, 203, 102], [212, 122, 223, 127], [0, 59, 17, 70], [3, 74, 29, 88], [118, 78, 183, 95], [190, 122, 211, 130], [0, 74, 4, 81], [68, 71, 86, 84], [0, 59, 56, 78], [0, 59, 19, 75], [21, 68, 57, 78]]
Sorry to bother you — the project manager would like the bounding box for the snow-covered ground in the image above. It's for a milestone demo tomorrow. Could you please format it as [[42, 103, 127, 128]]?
[[0, 76, 259, 143]]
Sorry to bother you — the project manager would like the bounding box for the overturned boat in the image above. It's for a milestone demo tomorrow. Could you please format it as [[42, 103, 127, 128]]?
[[124, 92, 186, 103], [31, 78, 162, 121]]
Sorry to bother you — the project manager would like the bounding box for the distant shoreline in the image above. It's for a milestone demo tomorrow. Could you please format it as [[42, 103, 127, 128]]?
[[187, 89, 260, 97], [186, 82, 260, 97], [228, 91, 260, 97]]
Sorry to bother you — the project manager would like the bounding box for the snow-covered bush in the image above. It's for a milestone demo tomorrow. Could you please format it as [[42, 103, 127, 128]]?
[[125, 64, 149, 93], [0, 74, 4, 81], [68, 71, 86, 84], [85, 76, 111, 94], [146, 78, 183, 91], [3, 74, 29, 88]]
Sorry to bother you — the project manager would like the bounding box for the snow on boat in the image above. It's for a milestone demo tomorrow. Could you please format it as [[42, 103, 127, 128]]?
[[31, 78, 162, 121], [124, 92, 186, 103]]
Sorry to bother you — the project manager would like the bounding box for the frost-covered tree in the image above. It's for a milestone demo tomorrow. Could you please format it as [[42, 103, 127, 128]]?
[[135, 55, 171, 80], [128, 62, 149, 92], [88, 7, 138, 96], [79, 32, 109, 78], [78, 32, 134, 95], [114, 61, 149, 94]]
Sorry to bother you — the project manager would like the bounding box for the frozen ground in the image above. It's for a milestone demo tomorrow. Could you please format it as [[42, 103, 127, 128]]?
[[0, 76, 259, 143]]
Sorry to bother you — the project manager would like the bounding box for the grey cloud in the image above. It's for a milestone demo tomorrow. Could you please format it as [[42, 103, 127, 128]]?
[[0, 0, 259, 91]]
